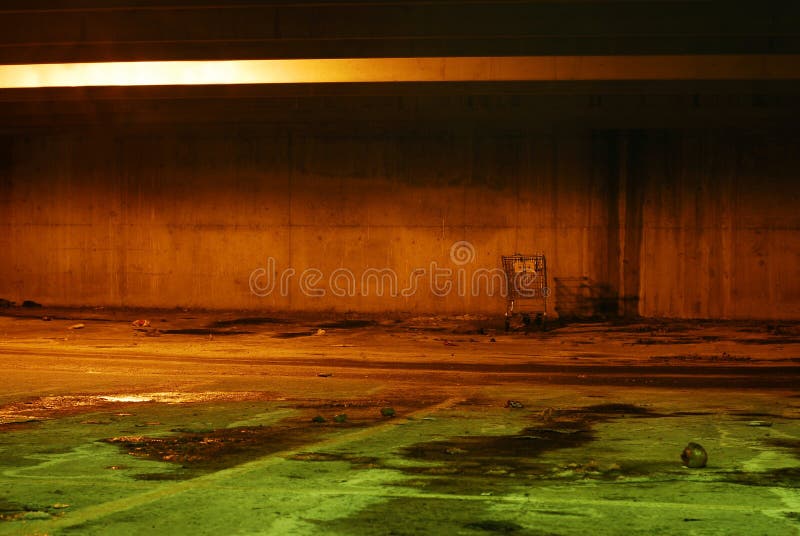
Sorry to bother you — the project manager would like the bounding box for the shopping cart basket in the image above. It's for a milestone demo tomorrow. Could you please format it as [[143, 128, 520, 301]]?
[[502, 254, 548, 330]]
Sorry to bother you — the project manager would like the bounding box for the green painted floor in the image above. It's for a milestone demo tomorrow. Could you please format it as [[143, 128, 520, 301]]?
[[2, 393, 799, 535], [0, 313, 799, 534]]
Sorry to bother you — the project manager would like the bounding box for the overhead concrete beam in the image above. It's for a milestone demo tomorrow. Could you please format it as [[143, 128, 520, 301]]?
[[0, 55, 798, 89]]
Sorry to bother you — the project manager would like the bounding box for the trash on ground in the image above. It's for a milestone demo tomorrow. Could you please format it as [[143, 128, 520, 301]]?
[[314, 328, 326, 336], [68, 323, 85, 330], [380, 407, 396, 418], [681, 442, 708, 468], [132, 319, 151, 328], [747, 421, 772, 427], [317, 372, 333, 378], [504, 400, 524, 409], [22, 511, 50, 520], [41, 316, 51, 321]]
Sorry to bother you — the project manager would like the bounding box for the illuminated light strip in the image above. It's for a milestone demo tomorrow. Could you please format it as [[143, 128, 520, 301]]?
[[0, 55, 798, 88]]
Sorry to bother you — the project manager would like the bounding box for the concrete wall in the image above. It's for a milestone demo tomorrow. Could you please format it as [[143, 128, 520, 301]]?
[[637, 130, 800, 319], [0, 126, 798, 319]]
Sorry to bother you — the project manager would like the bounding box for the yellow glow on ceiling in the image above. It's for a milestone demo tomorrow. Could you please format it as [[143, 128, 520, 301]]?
[[0, 55, 797, 89]]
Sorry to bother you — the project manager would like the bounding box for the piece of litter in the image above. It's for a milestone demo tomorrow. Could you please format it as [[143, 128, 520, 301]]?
[[131, 319, 151, 328], [505, 400, 524, 409], [314, 328, 326, 336], [68, 323, 85, 330], [318, 372, 334, 378], [747, 421, 773, 427], [681, 442, 708, 468]]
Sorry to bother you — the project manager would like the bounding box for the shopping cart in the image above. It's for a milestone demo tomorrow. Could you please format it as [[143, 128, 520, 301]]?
[[502, 254, 548, 331]]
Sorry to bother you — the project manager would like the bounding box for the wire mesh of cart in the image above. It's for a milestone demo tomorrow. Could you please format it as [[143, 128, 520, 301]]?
[[502, 254, 548, 330]]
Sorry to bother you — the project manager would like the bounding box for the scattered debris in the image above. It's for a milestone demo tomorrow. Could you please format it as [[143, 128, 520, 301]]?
[[311, 415, 326, 423], [380, 407, 396, 418], [68, 323, 85, 330], [605, 462, 622, 473], [22, 511, 50, 520], [22, 300, 42, 308], [556, 460, 602, 476], [314, 328, 326, 336], [681, 442, 708, 468], [334, 414, 348, 423], [132, 319, 151, 328], [504, 400, 524, 409], [317, 372, 334, 378], [747, 421, 773, 427]]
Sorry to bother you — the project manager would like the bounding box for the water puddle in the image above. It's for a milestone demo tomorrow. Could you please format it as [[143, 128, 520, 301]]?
[[102, 421, 345, 479], [208, 317, 288, 328], [0, 392, 276, 425]]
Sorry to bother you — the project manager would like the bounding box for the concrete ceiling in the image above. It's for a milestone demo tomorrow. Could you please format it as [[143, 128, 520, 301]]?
[[0, 1, 797, 63], [0, 1, 797, 129]]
